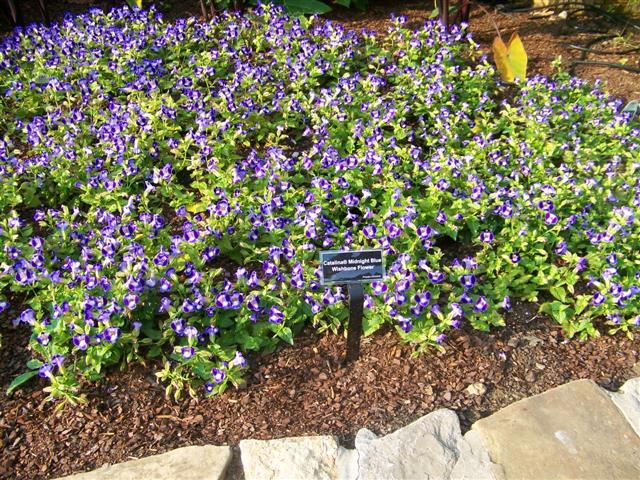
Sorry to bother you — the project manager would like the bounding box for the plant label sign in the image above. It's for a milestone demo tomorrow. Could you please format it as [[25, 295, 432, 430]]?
[[319, 249, 384, 285], [319, 249, 384, 364]]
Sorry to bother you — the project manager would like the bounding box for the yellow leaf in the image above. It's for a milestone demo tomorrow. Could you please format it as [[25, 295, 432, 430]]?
[[135, 0, 142, 8], [507, 32, 527, 81], [492, 36, 514, 83]]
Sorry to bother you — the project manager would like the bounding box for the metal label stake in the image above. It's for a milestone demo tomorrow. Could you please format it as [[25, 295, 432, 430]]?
[[318, 249, 385, 366], [345, 283, 364, 364]]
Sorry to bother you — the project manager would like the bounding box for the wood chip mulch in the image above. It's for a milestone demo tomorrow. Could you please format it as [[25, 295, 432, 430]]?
[[1, 299, 639, 479]]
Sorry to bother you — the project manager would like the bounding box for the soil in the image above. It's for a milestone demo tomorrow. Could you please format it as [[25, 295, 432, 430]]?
[[1, 301, 639, 479], [1, 2, 640, 479]]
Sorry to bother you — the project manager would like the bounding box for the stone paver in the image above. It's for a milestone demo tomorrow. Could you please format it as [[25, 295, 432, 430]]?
[[240, 435, 341, 480], [609, 377, 640, 438], [354, 408, 496, 480], [61, 445, 232, 480], [58, 377, 640, 480], [473, 379, 640, 480], [450, 431, 503, 480]]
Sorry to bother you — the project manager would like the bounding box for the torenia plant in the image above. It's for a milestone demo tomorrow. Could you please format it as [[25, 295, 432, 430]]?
[[0, 5, 638, 403]]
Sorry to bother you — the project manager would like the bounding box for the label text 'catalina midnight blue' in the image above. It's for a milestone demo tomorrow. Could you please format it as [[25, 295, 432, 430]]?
[[320, 250, 385, 285]]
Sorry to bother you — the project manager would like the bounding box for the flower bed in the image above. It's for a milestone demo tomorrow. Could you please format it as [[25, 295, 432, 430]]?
[[0, 5, 638, 403]]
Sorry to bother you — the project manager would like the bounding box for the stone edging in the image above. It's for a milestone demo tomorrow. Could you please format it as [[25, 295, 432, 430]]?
[[61, 377, 640, 480]]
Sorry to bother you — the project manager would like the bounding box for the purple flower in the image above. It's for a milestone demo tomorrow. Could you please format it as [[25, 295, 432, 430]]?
[[184, 326, 198, 338], [436, 210, 447, 224], [73, 334, 90, 350], [211, 368, 225, 383], [479, 231, 494, 244], [510, 252, 521, 264], [159, 297, 172, 313], [414, 291, 431, 307], [231, 351, 247, 368], [342, 193, 359, 207], [460, 274, 476, 289], [38, 363, 54, 379], [555, 241, 567, 255], [215, 293, 231, 309], [263, 260, 278, 277], [363, 224, 377, 239], [462, 257, 478, 270], [181, 346, 195, 359], [51, 354, 65, 368], [269, 305, 284, 324], [501, 296, 511, 310], [372, 281, 388, 295], [322, 288, 337, 305], [123, 293, 139, 310], [395, 279, 411, 293], [593, 292, 606, 306], [170, 318, 185, 335], [247, 295, 261, 312], [545, 212, 559, 225], [36, 332, 50, 346], [474, 296, 489, 312], [417, 225, 436, 239], [398, 315, 413, 333], [153, 250, 170, 267], [428, 271, 445, 283], [103, 326, 120, 343]]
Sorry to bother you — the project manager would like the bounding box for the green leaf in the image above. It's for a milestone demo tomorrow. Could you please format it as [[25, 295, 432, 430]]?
[[26, 359, 42, 370], [142, 325, 162, 340], [148, 346, 163, 358], [574, 295, 590, 315], [276, 326, 294, 344], [7, 370, 39, 395], [334, 0, 351, 6], [282, 0, 332, 15], [550, 286, 567, 303]]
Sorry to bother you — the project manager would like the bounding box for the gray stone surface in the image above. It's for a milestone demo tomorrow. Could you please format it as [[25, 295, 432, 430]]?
[[240, 435, 340, 480], [355, 409, 463, 480], [610, 377, 640, 438], [60, 445, 232, 480], [336, 446, 358, 480], [473, 379, 640, 480], [450, 431, 502, 480]]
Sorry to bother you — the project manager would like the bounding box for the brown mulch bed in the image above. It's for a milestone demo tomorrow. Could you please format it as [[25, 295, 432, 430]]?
[[2, 301, 639, 479], [1, 2, 640, 480]]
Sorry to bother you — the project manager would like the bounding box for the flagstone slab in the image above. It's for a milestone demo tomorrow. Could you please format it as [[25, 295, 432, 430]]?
[[609, 377, 640, 438], [354, 408, 498, 480], [473, 379, 640, 480], [61, 445, 232, 480], [451, 430, 504, 480], [240, 435, 341, 480]]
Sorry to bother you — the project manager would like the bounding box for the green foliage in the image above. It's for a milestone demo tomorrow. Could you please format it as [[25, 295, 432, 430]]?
[[0, 5, 638, 403]]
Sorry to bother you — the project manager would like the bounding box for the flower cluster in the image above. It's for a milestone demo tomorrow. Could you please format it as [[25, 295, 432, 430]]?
[[0, 5, 638, 401]]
